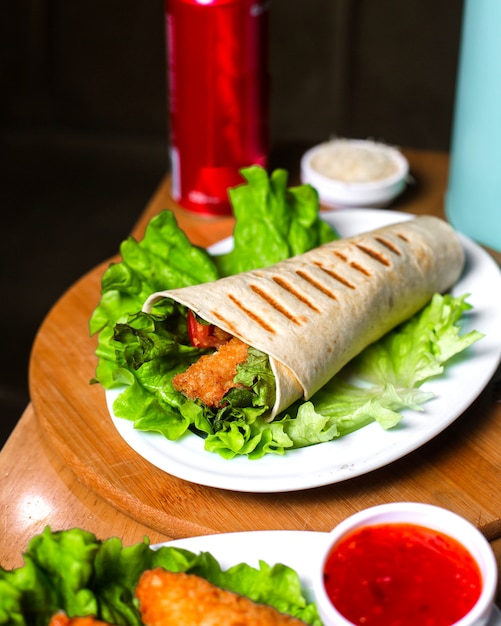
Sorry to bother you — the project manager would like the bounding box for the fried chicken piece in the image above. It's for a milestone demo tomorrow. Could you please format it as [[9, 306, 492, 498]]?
[[136, 568, 307, 626], [173, 337, 250, 407], [49, 614, 113, 626]]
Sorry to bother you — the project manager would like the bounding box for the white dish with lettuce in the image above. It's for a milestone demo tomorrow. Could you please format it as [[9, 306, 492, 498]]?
[[3, 526, 500, 624], [90, 167, 501, 493]]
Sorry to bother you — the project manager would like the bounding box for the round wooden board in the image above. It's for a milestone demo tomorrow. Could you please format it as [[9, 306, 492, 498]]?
[[29, 258, 501, 541]]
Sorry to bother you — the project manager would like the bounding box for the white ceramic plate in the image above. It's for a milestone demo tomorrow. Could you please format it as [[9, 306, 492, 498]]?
[[108, 209, 501, 493], [162, 530, 501, 624]]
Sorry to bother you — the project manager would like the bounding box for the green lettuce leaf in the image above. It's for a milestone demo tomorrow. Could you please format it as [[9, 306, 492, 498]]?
[[89, 210, 220, 388], [0, 528, 320, 625], [90, 210, 219, 337], [350, 292, 483, 388], [0, 527, 101, 626], [107, 316, 276, 447], [215, 166, 338, 276]]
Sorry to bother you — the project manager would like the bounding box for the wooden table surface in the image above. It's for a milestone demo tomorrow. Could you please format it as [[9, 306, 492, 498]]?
[[1, 149, 500, 605]]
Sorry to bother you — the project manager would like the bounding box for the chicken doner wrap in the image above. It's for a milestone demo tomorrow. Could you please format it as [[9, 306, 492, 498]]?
[[142, 216, 464, 423]]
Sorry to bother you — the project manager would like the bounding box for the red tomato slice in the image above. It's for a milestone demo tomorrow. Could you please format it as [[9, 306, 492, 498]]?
[[187, 310, 229, 348]]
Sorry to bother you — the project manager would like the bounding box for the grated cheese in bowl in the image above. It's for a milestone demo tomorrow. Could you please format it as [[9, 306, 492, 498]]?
[[310, 140, 399, 183], [301, 139, 409, 209]]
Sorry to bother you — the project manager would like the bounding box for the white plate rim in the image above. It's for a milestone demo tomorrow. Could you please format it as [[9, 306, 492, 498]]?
[[107, 208, 501, 493], [159, 530, 501, 623]]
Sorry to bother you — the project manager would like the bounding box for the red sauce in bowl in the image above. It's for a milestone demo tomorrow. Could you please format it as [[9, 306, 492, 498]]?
[[323, 522, 482, 626]]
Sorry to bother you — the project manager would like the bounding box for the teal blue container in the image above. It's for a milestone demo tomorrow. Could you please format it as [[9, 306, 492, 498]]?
[[446, 0, 501, 252]]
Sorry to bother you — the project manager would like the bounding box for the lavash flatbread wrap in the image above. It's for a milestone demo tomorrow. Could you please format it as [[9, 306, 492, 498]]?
[[142, 216, 464, 421]]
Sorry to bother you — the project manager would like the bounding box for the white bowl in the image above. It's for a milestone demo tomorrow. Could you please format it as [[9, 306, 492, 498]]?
[[313, 502, 497, 626], [300, 139, 409, 209]]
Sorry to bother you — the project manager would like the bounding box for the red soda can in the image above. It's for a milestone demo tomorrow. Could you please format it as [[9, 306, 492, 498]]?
[[165, 0, 269, 216]]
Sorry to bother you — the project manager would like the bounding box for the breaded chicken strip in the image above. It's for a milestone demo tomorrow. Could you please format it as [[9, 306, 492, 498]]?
[[172, 337, 249, 407], [136, 568, 307, 626], [49, 614, 113, 626]]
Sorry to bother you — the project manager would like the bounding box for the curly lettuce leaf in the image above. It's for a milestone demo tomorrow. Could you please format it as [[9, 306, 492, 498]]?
[[90, 211, 219, 388], [0, 527, 101, 625], [0, 528, 320, 626], [109, 321, 276, 445], [215, 166, 338, 276], [90, 210, 219, 336], [350, 292, 483, 388]]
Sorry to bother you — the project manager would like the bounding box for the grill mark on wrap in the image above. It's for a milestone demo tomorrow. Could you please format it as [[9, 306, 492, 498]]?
[[375, 237, 403, 255], [211, 228, 412, 337], [211, 311, 239, 335], [295, 269, 338, 300], [249, 284, 305, 324], [271, 276, 321, 312], [356, 242, 391, 266], [315, 263, 356, 289], [349, 261, 371, 277], [227, 294, 277, 333], [332, 249, 371, 277]]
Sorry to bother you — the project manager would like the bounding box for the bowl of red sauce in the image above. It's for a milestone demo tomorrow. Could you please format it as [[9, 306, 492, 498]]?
[[313, 502, 497, 626]]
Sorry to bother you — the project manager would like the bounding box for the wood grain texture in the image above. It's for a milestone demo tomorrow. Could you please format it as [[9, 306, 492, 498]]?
[[27, 152, 501, 545], [0, 405, 173, 571]]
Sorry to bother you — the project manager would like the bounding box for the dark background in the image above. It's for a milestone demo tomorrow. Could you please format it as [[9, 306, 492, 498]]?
[[1, 0, 464, 445]]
